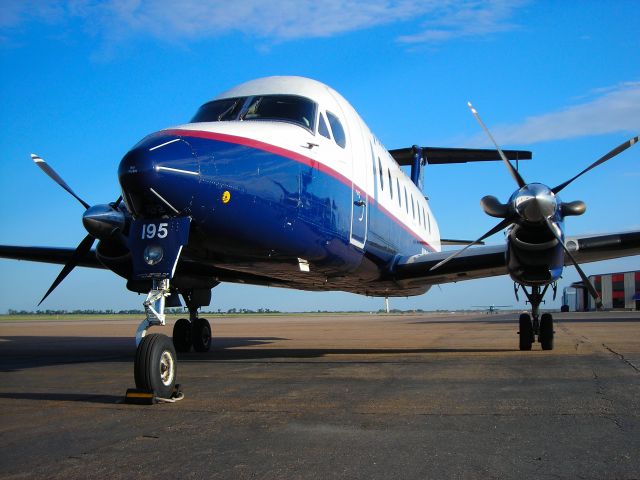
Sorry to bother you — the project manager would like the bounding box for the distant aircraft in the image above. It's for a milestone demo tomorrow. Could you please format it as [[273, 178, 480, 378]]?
[[1, 76, 638, 398], [472, 305, 512, 314]]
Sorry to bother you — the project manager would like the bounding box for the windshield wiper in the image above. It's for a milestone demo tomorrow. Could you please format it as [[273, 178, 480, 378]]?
[[218, 100, 240, 121]]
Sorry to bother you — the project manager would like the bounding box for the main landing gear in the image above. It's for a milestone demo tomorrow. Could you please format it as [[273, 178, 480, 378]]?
[[172, 310, 211, 353], [133, 280, 212, 398], [515, 283, 556, 351]]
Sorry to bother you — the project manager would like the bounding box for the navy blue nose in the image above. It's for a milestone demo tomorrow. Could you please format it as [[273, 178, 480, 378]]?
[[119, 135, 199, 218]]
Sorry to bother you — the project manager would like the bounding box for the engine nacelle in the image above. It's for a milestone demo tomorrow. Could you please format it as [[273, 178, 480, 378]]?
[[96, 238, 132, 279], [506, 224, 564, 286]]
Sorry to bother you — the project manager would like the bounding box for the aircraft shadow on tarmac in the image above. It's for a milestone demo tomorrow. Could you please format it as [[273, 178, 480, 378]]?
[[0, 392, 123, 404], [0, 334, 515, 372], [409, 316, 640, 325]]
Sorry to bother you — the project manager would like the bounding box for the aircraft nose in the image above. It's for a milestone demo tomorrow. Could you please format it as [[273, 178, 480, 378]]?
[[118, 135, 199, 218]]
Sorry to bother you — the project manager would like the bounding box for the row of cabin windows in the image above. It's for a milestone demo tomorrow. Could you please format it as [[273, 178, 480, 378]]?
[[372, 147, 431, 234], [191, 94, 346, 149]]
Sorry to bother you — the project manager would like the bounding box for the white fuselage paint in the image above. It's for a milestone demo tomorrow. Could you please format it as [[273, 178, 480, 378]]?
[[170, 76, 441, 253]]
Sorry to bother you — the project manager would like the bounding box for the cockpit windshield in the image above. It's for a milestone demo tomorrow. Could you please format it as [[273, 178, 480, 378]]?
[[191, 97, 244, 123], [191, 94, 317, 131], [241, 95, 316, 130]]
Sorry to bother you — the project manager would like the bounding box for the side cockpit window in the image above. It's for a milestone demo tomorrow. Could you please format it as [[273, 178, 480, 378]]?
[[318, 113, 331, 139], [326, 111, 346, 148], [191, 97, 245, 122], [242, 95, 316, 131]]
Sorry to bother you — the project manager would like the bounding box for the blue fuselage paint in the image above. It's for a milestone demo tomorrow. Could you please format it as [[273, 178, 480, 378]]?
[[118, 130, 432, 296]]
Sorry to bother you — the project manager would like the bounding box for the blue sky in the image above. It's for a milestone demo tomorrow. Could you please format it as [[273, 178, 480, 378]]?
[[0, 0, 638, 313]]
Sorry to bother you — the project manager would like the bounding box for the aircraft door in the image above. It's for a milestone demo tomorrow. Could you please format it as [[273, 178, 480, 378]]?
[[348, 118, 368, 250]]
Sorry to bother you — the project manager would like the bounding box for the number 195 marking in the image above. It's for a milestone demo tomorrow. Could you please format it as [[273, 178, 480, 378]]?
[[141, 223, 168, 239]]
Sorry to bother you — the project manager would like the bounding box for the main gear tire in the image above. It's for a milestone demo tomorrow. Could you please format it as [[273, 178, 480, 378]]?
[[172, 318, 192, 353], [519, 313, 533, 351], [192, 317, 211, 352], [539, 313, 554, 351]]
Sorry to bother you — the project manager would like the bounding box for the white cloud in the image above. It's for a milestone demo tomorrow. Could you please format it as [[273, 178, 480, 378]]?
[[468, 82, 640, 146], [397, 0, 528, 44], [1, 0, 525, 45]]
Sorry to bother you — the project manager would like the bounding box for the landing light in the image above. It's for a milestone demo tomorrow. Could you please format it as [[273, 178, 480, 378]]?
[[143, 245, 164, 265]]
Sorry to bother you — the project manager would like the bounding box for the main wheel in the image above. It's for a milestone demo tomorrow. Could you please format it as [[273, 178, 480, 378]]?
[[134, 333, 177, 398], [519, 313, 533, 351], [539, 313, 554, 350], [192, 317, 211, 352], [173, 318, 192, 352]]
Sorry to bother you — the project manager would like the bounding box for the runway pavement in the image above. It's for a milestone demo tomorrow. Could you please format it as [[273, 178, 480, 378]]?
[[1, 311, 639, 479]]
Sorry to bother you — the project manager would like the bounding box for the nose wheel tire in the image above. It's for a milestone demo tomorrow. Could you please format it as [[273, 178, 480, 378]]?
[[192, 318, 211, 352], [134, 333, 177, 398], [518, 313, 533, 351], [172, 318, 192, 352], [539, 313, 554, 350]]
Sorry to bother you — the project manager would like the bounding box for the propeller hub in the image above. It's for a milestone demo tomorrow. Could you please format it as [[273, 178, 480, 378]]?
[[82, 204, 125, 239], [513, 183, 557, 223]]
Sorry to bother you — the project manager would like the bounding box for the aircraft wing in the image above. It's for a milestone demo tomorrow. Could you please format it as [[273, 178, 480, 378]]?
[[391, 230, 640, 287], [0, 246, 104, 269]]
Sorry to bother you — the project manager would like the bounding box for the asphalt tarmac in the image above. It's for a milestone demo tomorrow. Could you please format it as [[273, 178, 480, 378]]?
[[1, 311, 639, 479]]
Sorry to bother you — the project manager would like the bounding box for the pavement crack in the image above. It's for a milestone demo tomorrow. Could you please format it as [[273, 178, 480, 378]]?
[[602, 343, 640, 374]]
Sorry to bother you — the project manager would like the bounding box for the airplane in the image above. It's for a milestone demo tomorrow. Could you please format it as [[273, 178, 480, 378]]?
[[1, 76, 638, 399], [472, 305, 512, 314]]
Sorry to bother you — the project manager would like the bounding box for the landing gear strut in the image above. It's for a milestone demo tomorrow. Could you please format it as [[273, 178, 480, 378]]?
[[515, 283, 556, 351]]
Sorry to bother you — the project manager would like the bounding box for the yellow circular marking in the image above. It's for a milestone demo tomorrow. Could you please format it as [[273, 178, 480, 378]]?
[[222, 191, 231, 204]]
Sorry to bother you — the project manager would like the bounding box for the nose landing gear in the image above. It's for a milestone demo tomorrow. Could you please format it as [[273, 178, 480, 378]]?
[[133, 278, 178, 397]]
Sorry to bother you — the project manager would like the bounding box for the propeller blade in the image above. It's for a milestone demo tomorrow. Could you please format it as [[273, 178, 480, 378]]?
[[467, 102, 527, 188], [38, 234, 95, 306], [31, 153, 90, 209], [430, 217, 514, 272], [543, 217, 602, 309], [552, 135, 639, 194]]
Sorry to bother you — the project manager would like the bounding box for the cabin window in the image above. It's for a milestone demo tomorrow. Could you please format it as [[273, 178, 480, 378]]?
[[404, 187, 408, 214], [191, 97, 246, 122], [370, 143, 378, 192], [396, 179, 401, 207], [242, 95, 316, 131], [388, 169, 393, 200], [411, 194, 415, 219], [378, 157, 384, 191], [318, 113, 331, 139], [326, 111, 346, 148]]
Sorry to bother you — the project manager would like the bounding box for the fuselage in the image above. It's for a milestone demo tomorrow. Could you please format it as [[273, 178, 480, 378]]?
[[118, 76, 441, 297]]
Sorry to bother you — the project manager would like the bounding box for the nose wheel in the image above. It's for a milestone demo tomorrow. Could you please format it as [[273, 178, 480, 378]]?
[[134, 333, 177, 398]]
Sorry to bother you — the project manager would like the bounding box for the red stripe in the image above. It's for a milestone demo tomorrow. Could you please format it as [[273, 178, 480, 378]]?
[[166, 128, 436, 252]]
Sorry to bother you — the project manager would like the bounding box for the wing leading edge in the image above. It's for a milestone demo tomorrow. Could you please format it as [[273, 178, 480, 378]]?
[[0, 246, 104, 269], [391, 230, 640, 288]]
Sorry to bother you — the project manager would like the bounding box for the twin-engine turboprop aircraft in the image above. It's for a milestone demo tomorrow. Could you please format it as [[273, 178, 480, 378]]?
[[1, 76, 638, 398]]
